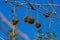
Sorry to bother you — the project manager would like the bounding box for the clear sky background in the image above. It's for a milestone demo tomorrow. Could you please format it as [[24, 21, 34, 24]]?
[[0, 0, 60, 40]]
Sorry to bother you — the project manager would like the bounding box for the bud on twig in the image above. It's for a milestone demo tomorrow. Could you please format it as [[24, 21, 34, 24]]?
[[4, 0, 8, 3]]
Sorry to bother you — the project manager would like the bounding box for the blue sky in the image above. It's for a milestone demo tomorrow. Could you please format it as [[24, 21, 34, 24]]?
[[0, 0, 60, 40]]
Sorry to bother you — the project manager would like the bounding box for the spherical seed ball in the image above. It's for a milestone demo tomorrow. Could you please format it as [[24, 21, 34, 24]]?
[[11, 18, 18, 25], [35, 22, 41, 28], [27, 16, 34, 24], [45, 12, 50, 17], [24, 16, 29, 22]]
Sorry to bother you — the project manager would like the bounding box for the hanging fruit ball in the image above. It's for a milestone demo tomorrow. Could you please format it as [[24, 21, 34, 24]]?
[[24, 15, 29, 22], [27, 16, 34, 24], [35, 22, 41, 28], [45, 12, 50, 17], [11, 18, 18, 25]]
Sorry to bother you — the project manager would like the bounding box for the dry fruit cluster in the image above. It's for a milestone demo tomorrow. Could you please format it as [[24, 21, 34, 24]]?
[[24, 15, 41, 28]]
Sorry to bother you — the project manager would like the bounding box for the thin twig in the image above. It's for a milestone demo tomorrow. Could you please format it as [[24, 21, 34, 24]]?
[[0, 12, 30, 40]]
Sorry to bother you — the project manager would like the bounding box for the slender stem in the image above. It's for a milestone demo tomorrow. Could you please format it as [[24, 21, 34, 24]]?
[[13, 6, 16, 18], [7, 2, 14, 6], [36, 12, 39, 22], [30, 7, 32, 16], [16, 3, 60, 6], [49, 15, 52, 30], [13, 5, 16, 40], [46, 0, 59, 16], [46, 0, 52, 32], [26, 5, 28, 15], [51, 16, 60, 19]]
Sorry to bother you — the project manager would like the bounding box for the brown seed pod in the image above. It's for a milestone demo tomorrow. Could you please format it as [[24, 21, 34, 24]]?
[[11, 18, 18, 25], [24, 16, 29, 22], [35, 22, 41, 28], [45, 12, 50, 17], [27, 16, 34, 24]]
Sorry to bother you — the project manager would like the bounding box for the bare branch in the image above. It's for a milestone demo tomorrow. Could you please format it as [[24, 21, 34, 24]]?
[[0, 12, 30, 40]]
